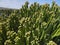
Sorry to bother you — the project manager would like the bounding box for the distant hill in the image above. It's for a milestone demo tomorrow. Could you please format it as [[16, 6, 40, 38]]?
[[0, 7, 18, 10], [0, 7, 19, 16]]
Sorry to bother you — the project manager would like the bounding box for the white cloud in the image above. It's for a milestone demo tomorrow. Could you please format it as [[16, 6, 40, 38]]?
[[0, 0, 27, 9]]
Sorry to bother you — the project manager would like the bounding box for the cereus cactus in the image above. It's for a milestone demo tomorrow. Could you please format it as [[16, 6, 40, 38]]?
[[0, 1, 60, 45], [8, 13, 20, 33], [47, 41, 57, 45], [4, 39, 12, 45], [14, 36, 20, 45]]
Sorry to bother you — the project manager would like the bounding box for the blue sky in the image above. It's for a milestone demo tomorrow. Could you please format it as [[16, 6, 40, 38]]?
[[0, 0, 60, 9]]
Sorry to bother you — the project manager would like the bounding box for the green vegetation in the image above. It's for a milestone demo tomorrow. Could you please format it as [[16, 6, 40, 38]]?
[[0, 1, 60, 45]]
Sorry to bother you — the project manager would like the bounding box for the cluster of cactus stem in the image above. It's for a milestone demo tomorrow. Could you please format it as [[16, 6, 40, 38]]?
[[0, 1, 60, 45]]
